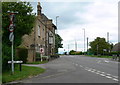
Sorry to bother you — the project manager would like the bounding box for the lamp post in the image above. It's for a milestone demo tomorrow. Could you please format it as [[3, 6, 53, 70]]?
[[56, 16, 59, 34], [83, 28, 85, 55]]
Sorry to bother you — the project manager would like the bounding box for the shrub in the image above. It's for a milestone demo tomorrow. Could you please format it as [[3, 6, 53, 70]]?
[[16, 47, 28, 63], [50, 54, 60, 59], [36, 52, 40, 57], [2, 44, 11, 71]]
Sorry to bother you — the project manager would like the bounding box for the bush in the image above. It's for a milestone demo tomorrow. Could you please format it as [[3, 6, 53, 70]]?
[[50, 54, 60, 59], [2, 44, 11, 71], [16, 47, 28, 63], [36, 52, 40, 57]]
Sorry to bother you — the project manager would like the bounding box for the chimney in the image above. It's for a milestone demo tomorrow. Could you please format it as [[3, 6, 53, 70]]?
[[37, 2, 42, 16]]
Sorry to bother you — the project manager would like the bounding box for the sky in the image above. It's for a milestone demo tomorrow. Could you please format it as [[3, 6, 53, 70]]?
[[29, 0, 119, 54]]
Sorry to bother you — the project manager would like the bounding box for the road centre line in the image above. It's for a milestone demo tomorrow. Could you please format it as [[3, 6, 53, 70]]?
[[83, 67, 118, 82], [72, 63, 118, 82], [105, 76, 112, 79], [112, 78, 119, 81]]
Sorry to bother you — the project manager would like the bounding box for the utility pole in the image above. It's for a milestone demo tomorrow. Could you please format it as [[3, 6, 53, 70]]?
[[107, 32, 109, 43], [75, 39, 77, 52], [107, 32, 110, 56], [83, 28, 85, 55], [68, 44, 69, 55], [87, 37, 88, 55]]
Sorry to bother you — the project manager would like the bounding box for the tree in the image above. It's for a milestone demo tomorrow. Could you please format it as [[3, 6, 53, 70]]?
[[69, 50, 76, 55], [89, 37, 111, 55], [55, 34, 63, 53], [2, 2, 35, 71]]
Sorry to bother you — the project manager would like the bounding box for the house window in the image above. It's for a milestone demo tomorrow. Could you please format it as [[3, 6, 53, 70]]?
[[38, 25, 40, 37]]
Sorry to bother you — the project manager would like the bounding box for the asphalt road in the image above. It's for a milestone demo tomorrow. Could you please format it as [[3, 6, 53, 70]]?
[[10, 55, 119, 83]]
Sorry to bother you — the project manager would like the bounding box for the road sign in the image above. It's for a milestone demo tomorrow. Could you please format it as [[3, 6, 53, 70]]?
[[8, 24, 15, 32], [9, 32, 14, 42], [8, 61, 23, 64], [40, 48, 44, 54]]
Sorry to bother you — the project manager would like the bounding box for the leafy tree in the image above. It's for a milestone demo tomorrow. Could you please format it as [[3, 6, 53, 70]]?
[[89, 37, 111, 55], [2, 2, 35, 71], [69, 50, 76, 55], [55, 34, 63, 53]]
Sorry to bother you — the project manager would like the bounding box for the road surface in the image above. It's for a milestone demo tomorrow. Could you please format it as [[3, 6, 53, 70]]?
[[10, 55, 119, 83]]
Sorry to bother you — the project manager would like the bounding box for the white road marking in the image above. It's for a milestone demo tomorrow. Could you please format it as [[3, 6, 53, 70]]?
[[104, 60, 109, 63], [97, 71, 101, 73], [90, 70, 95, 73], [76, 64, 78, 66], [106, 76, 112, 79], [96, 72, 100, 75], [77, 65, 119, 82], [100, 74, 106, 76], [112, 78, 119, 81], [79, 65, 83, 67], [106, 74, 111, 76]]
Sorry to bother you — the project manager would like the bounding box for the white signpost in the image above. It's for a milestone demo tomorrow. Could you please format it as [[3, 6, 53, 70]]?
[[40, 48, 44, 62], [7, 11, 18, 74]]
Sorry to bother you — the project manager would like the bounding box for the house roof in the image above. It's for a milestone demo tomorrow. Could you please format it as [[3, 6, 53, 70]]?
[[52, 24, 57, 29], [112, 42, 120, 52], [41, 13, 48, 20]]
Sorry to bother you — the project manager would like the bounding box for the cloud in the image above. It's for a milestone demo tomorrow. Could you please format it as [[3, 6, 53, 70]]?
[[31, 0, 119, 54]]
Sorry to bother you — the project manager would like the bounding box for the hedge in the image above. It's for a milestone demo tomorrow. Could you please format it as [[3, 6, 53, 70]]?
[[16, 47, 28, 63]]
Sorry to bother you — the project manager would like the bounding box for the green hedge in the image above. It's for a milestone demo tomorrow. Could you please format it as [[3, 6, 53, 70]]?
[[16, 47, 28, 63], [50, 54, 60, 59]]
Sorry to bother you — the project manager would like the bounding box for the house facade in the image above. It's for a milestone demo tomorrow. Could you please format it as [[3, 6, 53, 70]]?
[[21, 2, 56, 62]]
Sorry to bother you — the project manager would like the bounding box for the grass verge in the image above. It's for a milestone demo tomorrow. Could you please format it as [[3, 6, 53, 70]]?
[[2, 65, 45, 83], [87, 55, 112, 58], [26, 61, 48, 64]]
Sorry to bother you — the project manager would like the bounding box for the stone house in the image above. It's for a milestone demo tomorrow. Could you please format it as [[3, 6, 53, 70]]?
[[20, 2, 56, 62]]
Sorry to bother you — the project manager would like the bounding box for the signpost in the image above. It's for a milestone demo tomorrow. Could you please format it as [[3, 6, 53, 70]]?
[[7, 11, 18, 74], [40, 48, 44, 62]]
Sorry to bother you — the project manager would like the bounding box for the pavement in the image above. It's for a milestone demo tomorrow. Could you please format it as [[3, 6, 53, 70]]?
[[6, 55, 119, 84]]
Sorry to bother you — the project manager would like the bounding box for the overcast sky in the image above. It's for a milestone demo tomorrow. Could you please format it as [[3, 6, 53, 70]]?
[[30, 0, 119, 54]]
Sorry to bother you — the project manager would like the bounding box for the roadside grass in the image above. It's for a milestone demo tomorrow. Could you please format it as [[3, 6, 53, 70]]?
[[0, 75, 2, 84], [26, 61, 48, 64], [87, 55, 112, 58], [2, 65, 45, 83]]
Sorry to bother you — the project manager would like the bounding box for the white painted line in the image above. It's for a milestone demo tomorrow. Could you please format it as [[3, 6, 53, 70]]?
[[106, 76, 112, 79], [106, 74, 111, 76], [97, 71, 101, 73], [96, 73, 100, 74], [104, 60, 109, 63], [112, 78, 119, 81], [100, 74, 106, 76], [90, 70, 95, 73], [76, 64, 78, 66], [87, 70, 92, 71]]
